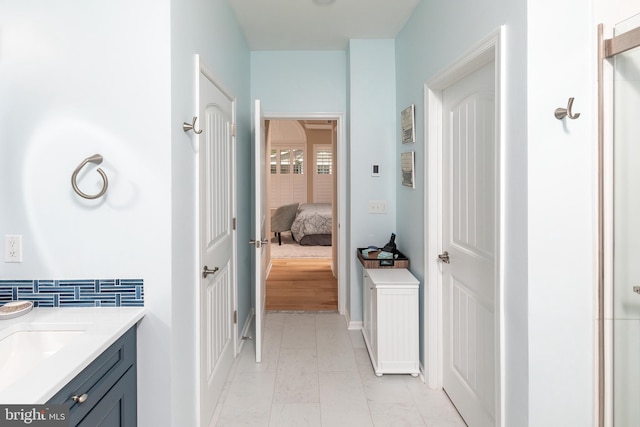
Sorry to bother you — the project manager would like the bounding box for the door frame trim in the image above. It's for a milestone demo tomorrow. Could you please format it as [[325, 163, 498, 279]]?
[[263, 111, 346, 315], [423, 26, 505, 426]]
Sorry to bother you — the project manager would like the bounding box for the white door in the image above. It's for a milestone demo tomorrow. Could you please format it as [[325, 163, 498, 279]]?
[[198, 60, 236, 426], [253, 99, 267, 363], [441, 60, 496, 427]]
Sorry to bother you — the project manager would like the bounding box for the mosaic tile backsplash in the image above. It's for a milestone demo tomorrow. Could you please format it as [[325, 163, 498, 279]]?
[[0, 279, 144, 307]]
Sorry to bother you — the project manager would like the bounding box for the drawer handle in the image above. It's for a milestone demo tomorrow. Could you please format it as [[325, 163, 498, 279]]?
[[72, 393, 88, 404]]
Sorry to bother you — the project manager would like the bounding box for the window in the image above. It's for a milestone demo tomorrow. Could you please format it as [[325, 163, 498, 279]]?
[[270, 149, 277, 174], [316, 149, 332, 175], [270, 147, 305, 175], [270, 144, 307, 208], [293, 149, 304, 174], [280, 149, 290, 174]]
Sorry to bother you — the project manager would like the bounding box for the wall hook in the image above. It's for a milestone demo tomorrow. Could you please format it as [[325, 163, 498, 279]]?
[[183, 116, 203, 134], [71, 154, 109, 200], [555, 97, 581, 120]]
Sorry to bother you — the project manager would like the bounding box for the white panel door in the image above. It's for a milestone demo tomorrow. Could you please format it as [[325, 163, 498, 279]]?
[[198, 61, 236, 427], [441, 60, 496, 427], [253, 99, 268, 363]]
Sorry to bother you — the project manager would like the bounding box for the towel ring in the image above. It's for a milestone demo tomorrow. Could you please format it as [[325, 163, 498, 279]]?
[[71, 154, 109, 199]]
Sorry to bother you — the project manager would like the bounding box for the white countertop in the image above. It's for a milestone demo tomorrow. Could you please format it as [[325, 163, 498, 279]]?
[[0, 307, 146, 404], [365, 268, 419, 286]]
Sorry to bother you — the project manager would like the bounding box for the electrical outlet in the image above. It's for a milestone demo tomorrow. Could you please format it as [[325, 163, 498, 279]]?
[[5, 235, 23, 263]]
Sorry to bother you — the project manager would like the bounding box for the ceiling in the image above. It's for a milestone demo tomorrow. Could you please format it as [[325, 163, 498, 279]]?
[[227, 0, 421, 51]]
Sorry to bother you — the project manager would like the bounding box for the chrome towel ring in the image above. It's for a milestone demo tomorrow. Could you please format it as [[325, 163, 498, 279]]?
[[71, 154, 108, 199]]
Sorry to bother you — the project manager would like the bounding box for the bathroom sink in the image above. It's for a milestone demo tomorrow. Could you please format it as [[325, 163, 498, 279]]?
[[0, 326, 86, 392], [0, 308, 144, 404]]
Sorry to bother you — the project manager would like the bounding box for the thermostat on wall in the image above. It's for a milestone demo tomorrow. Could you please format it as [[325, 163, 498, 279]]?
[[371, 164, 380, 177]]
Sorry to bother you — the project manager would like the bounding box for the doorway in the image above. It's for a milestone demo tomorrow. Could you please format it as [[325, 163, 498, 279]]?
[[262, 114, 344, 313]]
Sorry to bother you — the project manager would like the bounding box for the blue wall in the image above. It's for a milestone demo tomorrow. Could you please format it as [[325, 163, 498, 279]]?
[[171, 0, 251, 425], [250, 45, 397, 324], [395, 1, 528, 425], [347, 40, 397, 322], [251, 51, 347, 113], [250, 50, 349, 310]]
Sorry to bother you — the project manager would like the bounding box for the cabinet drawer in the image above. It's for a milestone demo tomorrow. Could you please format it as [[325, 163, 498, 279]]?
[[77, 366, 137, 427], [48, 327, 136, 425]]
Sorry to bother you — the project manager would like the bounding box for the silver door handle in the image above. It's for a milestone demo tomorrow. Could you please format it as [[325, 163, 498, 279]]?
[[249, 239, 269, 248], [202, 265, 219, 278], [438, 251, 450, 264]]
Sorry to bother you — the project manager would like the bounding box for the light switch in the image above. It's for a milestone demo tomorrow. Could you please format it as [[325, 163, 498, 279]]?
[[368, 200, 387, 214]]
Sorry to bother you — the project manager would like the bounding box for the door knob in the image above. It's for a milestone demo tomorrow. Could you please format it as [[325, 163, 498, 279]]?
[[438, 251, 450, 264], [202, 265, 219, 278]]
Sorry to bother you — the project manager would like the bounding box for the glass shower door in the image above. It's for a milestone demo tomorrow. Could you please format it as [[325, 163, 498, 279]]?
[[613, 13, 640, 426]]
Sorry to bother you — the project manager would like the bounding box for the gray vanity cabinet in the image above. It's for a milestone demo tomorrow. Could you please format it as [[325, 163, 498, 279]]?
[[48, 326, 137, 426]]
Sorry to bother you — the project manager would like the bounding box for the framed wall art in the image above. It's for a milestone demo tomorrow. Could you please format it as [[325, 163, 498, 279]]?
[[401, 151, 415, 188], [401, 104, 415, 144]]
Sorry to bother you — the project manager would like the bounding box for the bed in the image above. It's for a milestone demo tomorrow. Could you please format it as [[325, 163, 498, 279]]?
[[290, 203, 332, 246]]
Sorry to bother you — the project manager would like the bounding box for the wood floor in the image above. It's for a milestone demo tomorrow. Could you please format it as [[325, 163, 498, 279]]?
[[266, 258, 337, 311]]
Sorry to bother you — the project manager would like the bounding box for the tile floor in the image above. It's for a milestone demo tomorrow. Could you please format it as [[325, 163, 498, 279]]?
[[211, 312, 466, 426]]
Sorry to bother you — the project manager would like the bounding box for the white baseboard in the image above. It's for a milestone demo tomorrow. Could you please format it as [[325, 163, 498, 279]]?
[[348, 320, 363, 330], [237, 308, 254, 355], [418, 361, 427, 384], [345, 309, 363, 330]]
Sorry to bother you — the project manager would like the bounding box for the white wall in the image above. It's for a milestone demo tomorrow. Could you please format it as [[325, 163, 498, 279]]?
[[1, 1, 251, 426], [595, 0, 640, 28], [527, 0, 596, 424], [0, 1, 171, 279], [0, 1, 173, 425]]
